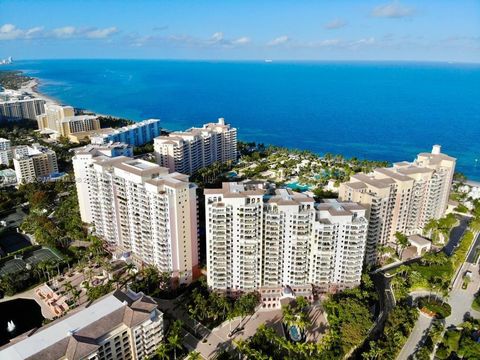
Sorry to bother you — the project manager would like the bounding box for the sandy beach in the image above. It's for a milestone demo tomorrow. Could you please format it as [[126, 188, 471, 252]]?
[[17, 78, 58, 105]]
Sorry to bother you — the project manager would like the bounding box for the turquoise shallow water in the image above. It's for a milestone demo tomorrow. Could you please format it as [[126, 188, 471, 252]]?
[[4, 59, 480, 179]]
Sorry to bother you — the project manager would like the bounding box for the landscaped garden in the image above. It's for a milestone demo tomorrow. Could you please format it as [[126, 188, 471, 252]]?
[[417, 296, 452, 319], [435, 317, 480, 359]]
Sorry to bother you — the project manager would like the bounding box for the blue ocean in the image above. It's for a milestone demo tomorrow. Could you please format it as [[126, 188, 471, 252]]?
[[4, 59, 480, 180]]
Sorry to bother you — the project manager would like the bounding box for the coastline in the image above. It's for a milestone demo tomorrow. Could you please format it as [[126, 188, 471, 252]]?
[[18, 78, 58, 105], [15, 74, 124, 119]]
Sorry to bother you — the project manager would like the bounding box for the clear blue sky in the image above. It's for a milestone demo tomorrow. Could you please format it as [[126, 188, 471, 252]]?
[[1, 0, 479, 62]]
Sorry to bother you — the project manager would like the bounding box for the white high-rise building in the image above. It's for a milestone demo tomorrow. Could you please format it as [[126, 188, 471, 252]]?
[[72, 142, 134, 223], [205, 181, 368, 295], [0, 290, 164, 360], [13, 143, 58, 183], [75, 156, 199, 284], [154, 118, 237, 175], [339, 145, 456, 263]]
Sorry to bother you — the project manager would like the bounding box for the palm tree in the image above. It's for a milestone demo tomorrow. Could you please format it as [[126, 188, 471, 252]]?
[[168, 333, 182, 360], [394, 232, 410, 258], [155, 343, 170, 360], [186, 351, 202, 360], [282, 305, 295, 327]]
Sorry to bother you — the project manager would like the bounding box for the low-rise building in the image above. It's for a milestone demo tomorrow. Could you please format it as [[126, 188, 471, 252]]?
[[0, 168, 17, 187], [0, 289, 164, 360], [13, 143, 59, 183], [154, 117, 237, 175], [90, 119, 161, 146]]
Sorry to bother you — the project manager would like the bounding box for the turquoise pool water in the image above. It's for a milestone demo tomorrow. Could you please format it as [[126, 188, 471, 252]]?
[[288, 325, 302, 342]]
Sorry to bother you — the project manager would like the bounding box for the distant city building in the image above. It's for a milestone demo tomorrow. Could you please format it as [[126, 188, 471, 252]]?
[[0, 90, 45, 122], [0, 138, 12, 165], [154, 117, 237, 175], [74, 156, 199, 284], [13, 143, 59, 183], [339, 145, 456, 263], [72, 142, 134, 223], [36, 103, 101, 141], [205, 181, 368, 296], [0, 168, 17, 187], [90, 119, 161, 146], [0, 290, 164, 360]]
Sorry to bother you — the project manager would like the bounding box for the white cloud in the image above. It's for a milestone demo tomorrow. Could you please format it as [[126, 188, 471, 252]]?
[[86, 27, 118, 39], [372, 2, 415, 18], [0, 23, 119, 41], [268, 35, 290, 46], [210, 32, 224, 43], [52, 26, 77, 38], [232, 36, 250, 45], [0, 24, 37, 40], [324, 19, 347, 30]]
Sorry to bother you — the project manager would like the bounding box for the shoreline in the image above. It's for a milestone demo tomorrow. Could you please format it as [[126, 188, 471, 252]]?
[[18, 78, 58, 105]]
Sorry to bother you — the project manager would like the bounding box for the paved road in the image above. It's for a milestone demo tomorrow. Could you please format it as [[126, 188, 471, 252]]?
[[447, 261, 480, 326], [444, 216, 470, 256], [396, 313, 433, 360], [467, 232, 480, 264]]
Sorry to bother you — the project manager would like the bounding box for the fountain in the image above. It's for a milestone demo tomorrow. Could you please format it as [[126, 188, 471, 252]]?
[[7, 320, 15, 333]]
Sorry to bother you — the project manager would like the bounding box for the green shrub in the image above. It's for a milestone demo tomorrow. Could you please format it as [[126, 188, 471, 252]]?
[[418, 297, 451, 319]]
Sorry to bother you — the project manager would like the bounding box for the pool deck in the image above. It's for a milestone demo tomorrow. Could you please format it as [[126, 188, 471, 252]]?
[[0, 287, 56, 320]]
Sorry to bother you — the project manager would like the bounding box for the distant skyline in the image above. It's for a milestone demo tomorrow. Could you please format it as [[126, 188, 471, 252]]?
[[1, 0, 479, 63]]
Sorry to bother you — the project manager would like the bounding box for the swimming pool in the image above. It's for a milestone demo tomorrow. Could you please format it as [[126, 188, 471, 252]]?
[[288, 325, 302, 342]]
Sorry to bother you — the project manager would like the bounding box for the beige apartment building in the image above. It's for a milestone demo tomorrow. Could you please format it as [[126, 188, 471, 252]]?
[[154, 117, 237, 175], [13, 143, 59, 183], [37, 103, 100, 141], [205, 181, 368, 298], [339, 145, 455, 263], [75, 156, 199, 284], [0, 290, 164, 360]]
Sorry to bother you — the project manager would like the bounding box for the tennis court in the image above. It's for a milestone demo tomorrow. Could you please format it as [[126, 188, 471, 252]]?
[[0, 248, 63, 277], [0, 258, 25, 276], [25, 248, 62, 266]]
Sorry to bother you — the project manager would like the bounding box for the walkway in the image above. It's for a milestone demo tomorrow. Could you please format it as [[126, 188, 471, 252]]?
[[397, 312, 433, 360], [157, 296, 327, 359], [0, 287, 55, 319]]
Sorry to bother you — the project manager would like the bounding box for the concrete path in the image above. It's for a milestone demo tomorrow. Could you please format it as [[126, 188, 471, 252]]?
[[0, 287, 55, 319], [157, 296, 327, 360], [397, 312, 433, 360]]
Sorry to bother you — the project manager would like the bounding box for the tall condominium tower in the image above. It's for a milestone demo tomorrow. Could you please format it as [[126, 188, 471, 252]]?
[[339, 145, 456, 263], [74, 155, 199, 284], [72, 142, 134, 223], [205, 181, 368, 294], [36, 103, 100, 140], [154, 118, 237, 175]]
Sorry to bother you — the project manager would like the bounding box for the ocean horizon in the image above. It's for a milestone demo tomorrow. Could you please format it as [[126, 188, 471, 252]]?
[[4, 59, 480, 180]]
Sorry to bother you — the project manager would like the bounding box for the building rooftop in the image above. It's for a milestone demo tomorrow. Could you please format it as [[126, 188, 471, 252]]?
[[0, 290, 159, 360]]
